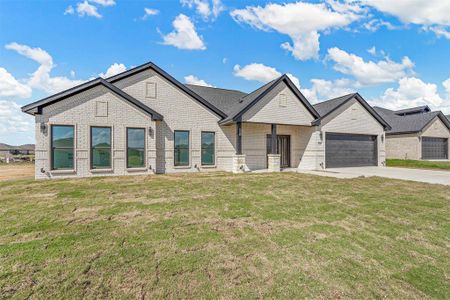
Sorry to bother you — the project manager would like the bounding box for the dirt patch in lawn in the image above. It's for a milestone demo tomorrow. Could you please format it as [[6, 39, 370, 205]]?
[[0, 163, 34, 181]]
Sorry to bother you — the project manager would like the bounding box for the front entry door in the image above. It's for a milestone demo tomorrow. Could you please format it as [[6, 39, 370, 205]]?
[[266, 135, 291, 168]]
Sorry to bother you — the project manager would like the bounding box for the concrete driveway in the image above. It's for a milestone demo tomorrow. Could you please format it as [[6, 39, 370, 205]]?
[[302, 167, 450, 186]]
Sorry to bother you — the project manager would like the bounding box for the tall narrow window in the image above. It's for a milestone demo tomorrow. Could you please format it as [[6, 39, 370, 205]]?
[[90, 127, 112, 169], [51, 125, 74, 170], [174, 130, 189, 166], [127, 128, 145, 168], [201, 132, 215, 166]]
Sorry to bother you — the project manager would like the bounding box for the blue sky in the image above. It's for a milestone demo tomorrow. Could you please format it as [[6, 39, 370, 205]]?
[[1, 0, 450, 145]]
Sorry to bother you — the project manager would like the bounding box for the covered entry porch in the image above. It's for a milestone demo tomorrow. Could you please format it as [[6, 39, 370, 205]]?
[[232, 122, 315, 173]]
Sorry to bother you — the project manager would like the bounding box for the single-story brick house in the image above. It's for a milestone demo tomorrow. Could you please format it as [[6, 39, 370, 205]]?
[[22, 62, 390, 179], [374, 106, 450, 160]]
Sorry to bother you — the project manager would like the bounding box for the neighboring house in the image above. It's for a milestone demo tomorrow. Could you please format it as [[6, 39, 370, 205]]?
[[374, 106, 450, 160], [22, 62, 390, 179]]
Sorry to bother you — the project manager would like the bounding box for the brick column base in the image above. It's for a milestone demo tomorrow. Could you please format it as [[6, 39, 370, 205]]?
[[267, 154, 281, 172], [232, 154, 247, 173]]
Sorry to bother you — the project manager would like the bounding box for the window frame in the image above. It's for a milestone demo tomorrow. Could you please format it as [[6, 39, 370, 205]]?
[[126, 127, 146, 169], [174, 130, 190, 167], [50, 124, 75, 171], [90, 126, 112, 170], [201, 131, 216, 166]]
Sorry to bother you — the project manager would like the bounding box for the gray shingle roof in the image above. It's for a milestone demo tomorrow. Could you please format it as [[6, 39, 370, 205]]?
[[184, 84, 247, 115], [313, 93, 356, 117], [374, 106, 450, 134]]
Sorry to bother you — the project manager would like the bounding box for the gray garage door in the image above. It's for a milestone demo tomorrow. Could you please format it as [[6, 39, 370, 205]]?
[[422, 137, 448, 159], [325, 133, 377, 168]]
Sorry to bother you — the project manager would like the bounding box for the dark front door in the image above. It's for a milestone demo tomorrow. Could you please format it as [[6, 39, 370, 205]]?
[[422, 137, 448, 159], [325, 133, 377, 168], [266, 135, 291, 168]]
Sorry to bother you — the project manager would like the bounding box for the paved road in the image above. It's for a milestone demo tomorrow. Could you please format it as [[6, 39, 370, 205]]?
[[302, 166, 450, 186]]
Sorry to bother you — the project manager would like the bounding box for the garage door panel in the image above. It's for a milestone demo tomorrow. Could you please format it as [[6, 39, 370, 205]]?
[[326, 133, 377, 168], [422, 137, 448, 159]]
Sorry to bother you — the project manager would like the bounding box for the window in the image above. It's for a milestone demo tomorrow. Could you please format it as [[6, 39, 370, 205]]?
[[174, 130, 189, 166], [201, 132, 215, 165], [90, 127, 112, 169], [127, 128, 145, 168], [51, 125, 74, 170]]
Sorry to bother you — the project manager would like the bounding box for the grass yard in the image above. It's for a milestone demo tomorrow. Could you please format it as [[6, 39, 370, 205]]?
[[0, 173, 449, 298], [387, 159, 450, 171]]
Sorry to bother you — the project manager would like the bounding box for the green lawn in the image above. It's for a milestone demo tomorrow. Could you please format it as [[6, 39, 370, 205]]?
[[387, 159, 450, 171], [0, 173, 449, 298]]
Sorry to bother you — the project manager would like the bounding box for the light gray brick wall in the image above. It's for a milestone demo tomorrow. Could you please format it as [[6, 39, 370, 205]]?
[[113, 69, 237, 173], [34, 85, 156, 179], [385, 117, 450, 160], [243, 82, 315, 126], [299, 98, 386, 170], [385, 134, 420, 159]]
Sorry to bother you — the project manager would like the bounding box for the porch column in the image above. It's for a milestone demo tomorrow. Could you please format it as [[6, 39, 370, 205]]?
[[268, 123, 281, 172], [236, 122, 242, 154], [271, 124, 277, 154], [232, 122, 246, 173]]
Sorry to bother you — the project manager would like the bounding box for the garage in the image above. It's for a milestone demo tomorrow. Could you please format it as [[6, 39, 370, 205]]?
[[325, 133, 378, 168], [422, 137, 448, 159]]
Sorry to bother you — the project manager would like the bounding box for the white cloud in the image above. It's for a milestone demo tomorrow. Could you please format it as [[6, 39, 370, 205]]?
[[362, 18, 399, 32], [5, 42, 84, 94], [90, 0, 115, 7], [286, 73, 300, 88], [77, 1, 102, 18], [222, 57, 227, 64], [0, 100, 34, 134], [443, 78, 450, 95], [367, 46, 377, 56], [362, 0, 450, 26], [230, 1, 362, 60], [64, 5, 74, 15], [70, 70, 76, 78], [301, 78, 356, 103], [371, 77, 447, 111], [162, 14, 206, 50], [99, 63, 126, 78], [0, 68, 32, 98], [181, 0, 224, 20], [362, 0, 450, 38], [141, 8, 159, 20], [426, 26, 450, 39], [184, 75, 213, 87], [327, 47, 414, 86], [233, 63, 281, 83]]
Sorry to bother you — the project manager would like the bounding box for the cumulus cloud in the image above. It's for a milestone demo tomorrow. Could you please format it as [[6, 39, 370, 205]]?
[[76, 1, 102, 18], [327, 47, 414, 86], [233, 63, 281, 83], [443, 78, 450, 95], [5, 42, 84, 94], [301, 78, 356, 103], [0, 100, 34, 134], [181, 0, 224, 20], [362, 0, 450, 26], [362, 0, 450, 38], [230, 1, 362, 61], [99, 63, 126, 78], [370, 77, 450, 112], [162, 14, 206, 50], [184, 75, 214, 87], [0, 68, 32, 98]]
